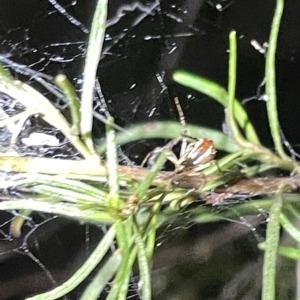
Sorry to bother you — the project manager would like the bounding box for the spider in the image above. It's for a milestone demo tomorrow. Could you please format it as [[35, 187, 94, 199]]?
[[142, 97, 216, 173]]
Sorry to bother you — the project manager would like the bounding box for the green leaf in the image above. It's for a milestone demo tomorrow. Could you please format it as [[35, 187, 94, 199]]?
[[173, 71, 260, 145]]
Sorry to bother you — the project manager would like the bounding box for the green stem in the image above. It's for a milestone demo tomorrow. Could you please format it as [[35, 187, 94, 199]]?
[[26, 226, 116, 300], [228, 31, 251, 148], [97, 121, 241, 154], [172, 71, 260, 145], [106, 116, 121, 208], [0, 156, 107, 176], [80, 250, 122, 300], [134, 222, 152, 300], [81, 0, 108, 154], [261, 189, 283, 300], [0, 200, 113, 223], [265, 0, 288, 159], [55, 74, 81, 136], [0, 72, 95, 160]]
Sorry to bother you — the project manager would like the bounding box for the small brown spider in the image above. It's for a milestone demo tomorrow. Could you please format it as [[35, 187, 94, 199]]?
[[142, 97, 216, 173]]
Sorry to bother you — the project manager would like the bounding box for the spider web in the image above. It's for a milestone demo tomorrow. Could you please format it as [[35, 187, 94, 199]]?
[[0, 0, 296, 299]]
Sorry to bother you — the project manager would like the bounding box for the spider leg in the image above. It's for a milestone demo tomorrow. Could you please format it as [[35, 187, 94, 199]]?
[[173, 97, 189, 161], [166, 151, 180, 170], [179, 137, 188, 159], [141, 141, 180, 169], [141, 147, 162, 168], [174, 97, 186, 127], [164, 137, 180, 149]]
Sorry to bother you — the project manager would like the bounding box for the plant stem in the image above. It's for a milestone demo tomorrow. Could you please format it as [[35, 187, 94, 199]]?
[[228, 31, 251, 148], [265, 0, 288, 159], [173, 71, 260, 144], [134, 220, 152, 300], [55, 74, 81, 136], [26, 226, 116, 300], [81, 0, 108, 154], [96, 121, 241, 154], [262, 189, 283, 300]]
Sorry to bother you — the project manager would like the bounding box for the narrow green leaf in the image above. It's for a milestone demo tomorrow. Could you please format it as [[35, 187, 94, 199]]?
[[26, 226, 116, 300], [262, 190, 283, 300], [81, 0, 108, 154], [265, 0, 287, 159], [278, 246, 300, 260], [0, 200, 113, 224], [97, 121, 241, 154], [106, 116, 120, 208], [280, 212, 300, 243], [173, 71, 260, 144], [80, 251, 122, 300], [228, 31, 251, 148], [134, 221, 152, 300], [135, 149, 169, 200], [55, 74, 81, 136]]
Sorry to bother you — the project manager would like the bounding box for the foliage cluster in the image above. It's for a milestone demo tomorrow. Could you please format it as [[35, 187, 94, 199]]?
[[0, 0, 299, 299]]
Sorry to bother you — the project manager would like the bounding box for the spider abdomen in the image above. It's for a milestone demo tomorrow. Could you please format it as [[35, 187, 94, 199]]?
[[179, 138, 216, 172]]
